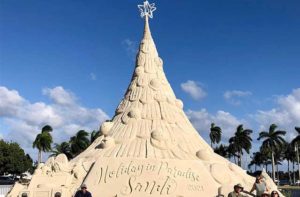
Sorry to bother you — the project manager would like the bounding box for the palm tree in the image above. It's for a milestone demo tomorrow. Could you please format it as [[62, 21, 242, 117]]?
[[248, 152, 264, 172], [257, 124, 286, 181], [69, 130, 90, 156], [50, 142, 73, 160], [214, 144, 228, 158], [260, 145, 272, 173], [32, 125, 53, 164], [90, 130, 101, 143], [209, 123, 222, 148], [291, 126, 300, 182], [284, 142, 295, 184], [229, 124, 253, 167], [227, 143, 238, 164]]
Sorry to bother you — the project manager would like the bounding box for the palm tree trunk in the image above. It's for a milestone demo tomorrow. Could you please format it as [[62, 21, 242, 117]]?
[[293, 161, 295, 184], [38, 150, 42, 164], [276, 163, 279, 185], [288, 159, 291, 184], [296, 144, 300, 183], [238, 151, 242, 167], [271, 151, 276, 181]]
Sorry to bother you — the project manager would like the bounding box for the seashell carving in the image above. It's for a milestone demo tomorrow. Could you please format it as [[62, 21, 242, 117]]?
[[155, 57, 163, 68], [175, 99, 184, 109], [196, 149, 212, 161], [210, 163, 231, 184], [135, 66, 144, 76], [100, 121, 113, 136], [151, 129, 167, 141], [137, 74, 148, 87], [149, 78, 160, 90], [99, 136, 115, 149], [128, 108, 141, 119]]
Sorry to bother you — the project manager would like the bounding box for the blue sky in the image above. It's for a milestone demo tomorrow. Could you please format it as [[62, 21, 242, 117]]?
[[1, 0, 300, 169]]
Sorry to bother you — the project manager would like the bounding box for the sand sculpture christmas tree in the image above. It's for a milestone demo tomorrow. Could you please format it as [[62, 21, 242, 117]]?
[[8, 1, 282, 197]]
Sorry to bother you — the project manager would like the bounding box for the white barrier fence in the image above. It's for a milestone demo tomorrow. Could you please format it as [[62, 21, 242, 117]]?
[[0, 185, 12, 197]]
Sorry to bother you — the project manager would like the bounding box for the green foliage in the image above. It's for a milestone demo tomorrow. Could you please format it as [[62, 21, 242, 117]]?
[[258, 124, 286, 151], [90, 130, 101, 143], [229, 124, 253, 166], [214, 144, 228, 158], [69, 130, 90, 157], [209, 123, 222, 147], [0, 140, 33, 175], [50, 142, 73, 160]]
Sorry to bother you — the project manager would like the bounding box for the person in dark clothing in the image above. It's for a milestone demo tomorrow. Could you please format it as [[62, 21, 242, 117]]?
[[74, 183, 92, 197]]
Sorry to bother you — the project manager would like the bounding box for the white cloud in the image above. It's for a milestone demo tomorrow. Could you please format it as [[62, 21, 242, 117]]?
[[43, 86, 76, 106], [122, 38, 138, 59], [252, 88, 300, 141], [0, 86, 25, 116], [224, 90, 252, 105], [186, 108, 247, 141], [90, 73, 97, 81], [0, 86, 109, 161], [181, 80, 207, 100]]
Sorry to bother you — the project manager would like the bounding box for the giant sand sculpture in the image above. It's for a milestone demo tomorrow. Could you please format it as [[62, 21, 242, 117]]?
[[8, 1, 282, 197]]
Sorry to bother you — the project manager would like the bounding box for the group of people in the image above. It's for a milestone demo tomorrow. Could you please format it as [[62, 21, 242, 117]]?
[[228, 175, 280, 197], [74, 174, 280, 197]]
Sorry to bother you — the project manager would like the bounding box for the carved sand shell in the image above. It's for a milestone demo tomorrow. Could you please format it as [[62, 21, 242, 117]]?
[[136, 119, 152, 139], [136, 74, 148, 87], [210, 163, 231, 184], [99, 136, 115, 149], [100, 121, 113, 136], [196, 149, 212, 161], [154, 56, 163, 68], [175, 99, 184, 109], [149, 78, 160, 91], [134, 66, 144, 76], [121, 112, 130, 125], [151, 129, 167, 141], [128, 108, 141, 119]]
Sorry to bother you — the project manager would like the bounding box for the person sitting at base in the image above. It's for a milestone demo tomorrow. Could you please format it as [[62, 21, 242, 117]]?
[[228, 183, 247, 197], [54, 192, 61, 197], [270, 190, 279, 197], [250, 175, 268, 197], [261, 191, 270, 197], [74, 183, 92, 197]]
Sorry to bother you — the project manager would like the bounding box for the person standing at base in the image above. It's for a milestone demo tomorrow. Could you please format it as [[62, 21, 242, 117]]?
[[228, 183, 247, 197], [74, 183, 92, 197], [250, 175, 268, 197], [270, 190, 279, 197], [261, 191, 270, 197]]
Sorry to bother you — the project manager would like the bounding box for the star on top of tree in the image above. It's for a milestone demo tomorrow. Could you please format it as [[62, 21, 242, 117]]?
[[138, 0, 157, 19]]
